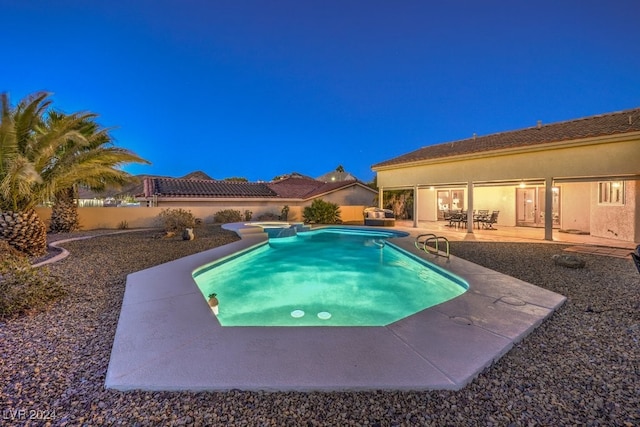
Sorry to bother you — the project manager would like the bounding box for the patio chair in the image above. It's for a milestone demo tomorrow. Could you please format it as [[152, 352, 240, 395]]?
[[631, 245, 640, 274], [481, 211, 499, 230], [450, 212, 467, 229], [474, 210, 489, 229]]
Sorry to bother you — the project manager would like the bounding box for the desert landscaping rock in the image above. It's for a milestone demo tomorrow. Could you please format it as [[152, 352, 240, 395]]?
[[2, 227, 639, 425], [552, 253, 587, 268]]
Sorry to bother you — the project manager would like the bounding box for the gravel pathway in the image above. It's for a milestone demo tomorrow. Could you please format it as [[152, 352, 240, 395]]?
[[2, 226, 639, 426]]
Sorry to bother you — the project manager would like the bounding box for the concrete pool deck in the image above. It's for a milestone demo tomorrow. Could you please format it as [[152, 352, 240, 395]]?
[[105, 223, 566, 392]]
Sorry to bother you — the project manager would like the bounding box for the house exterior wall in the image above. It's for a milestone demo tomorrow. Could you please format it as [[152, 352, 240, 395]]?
[[417, 188, 437, 221], [375, 135, 639, 242], [376, 137, 639, 188], [312, 185, 377, 206], [560, 182, 591, 232], [590, 180, 639, 242], [473, 186, 516, 226]]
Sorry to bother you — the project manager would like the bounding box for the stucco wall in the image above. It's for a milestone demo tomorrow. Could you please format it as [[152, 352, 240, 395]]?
[[375, 136, 639, 242], [560, 182, 591, 232], [317, 185, 377, 206], [473, 186, 516, 226], [35, 204, 370, 230], [376, 138, 639, 188], [141, 201, 297, 222], [590, 180, 639, 242], [417, 188, 437, 221]]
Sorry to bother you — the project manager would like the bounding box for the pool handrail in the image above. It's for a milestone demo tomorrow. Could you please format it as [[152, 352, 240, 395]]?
[[415, 233, 450, 258]]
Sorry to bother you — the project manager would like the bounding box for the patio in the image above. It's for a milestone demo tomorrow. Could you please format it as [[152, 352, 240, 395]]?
[[393, 220, 639, 253]]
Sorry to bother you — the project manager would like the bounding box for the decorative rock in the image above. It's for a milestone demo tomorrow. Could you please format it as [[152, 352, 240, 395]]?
[[182, 228, 195, 240], [552, 253, 586, 268], [6, 232, 638, 425]]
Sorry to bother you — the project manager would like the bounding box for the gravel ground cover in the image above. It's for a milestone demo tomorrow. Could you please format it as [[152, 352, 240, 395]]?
[[2, 226, 639, 426]]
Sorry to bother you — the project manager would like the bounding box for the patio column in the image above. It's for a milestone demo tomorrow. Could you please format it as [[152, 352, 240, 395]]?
[[378, 187, 384, 209], [413, 185, 419, 228], [466, 181, 474, 233], [544, 177, 553, 241]]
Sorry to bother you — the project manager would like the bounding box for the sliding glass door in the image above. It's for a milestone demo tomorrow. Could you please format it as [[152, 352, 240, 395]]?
[[516, 186, 560, 227]]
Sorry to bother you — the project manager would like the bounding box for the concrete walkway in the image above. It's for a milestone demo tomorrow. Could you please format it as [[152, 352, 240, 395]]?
[[393, 220, 638, 257]]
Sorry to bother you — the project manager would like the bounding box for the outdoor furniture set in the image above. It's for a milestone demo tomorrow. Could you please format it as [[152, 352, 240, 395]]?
[[363, 207, 396, 226], [446, 210, 499, 229]]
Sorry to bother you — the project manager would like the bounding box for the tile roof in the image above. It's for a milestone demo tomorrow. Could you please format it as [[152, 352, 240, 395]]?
[[140, 173, 376, 200], [145, 178, 278, 198], [304, 180, 371, 199], [140, 175, 376, 200], [373, 107, 640, 169], [266, 176, 325, 198]]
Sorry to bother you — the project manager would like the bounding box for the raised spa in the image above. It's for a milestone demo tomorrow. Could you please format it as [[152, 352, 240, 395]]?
[[193, 227, 468, 326]]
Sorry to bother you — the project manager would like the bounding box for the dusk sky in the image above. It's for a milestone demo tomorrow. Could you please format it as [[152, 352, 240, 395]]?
[[3, 1, 640, 183]]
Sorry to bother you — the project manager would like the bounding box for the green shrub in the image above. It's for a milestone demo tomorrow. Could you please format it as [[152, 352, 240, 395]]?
[[0, 241, 65, 319], [303, 199, 341, 224], [214, 209, 243, 223], [244, 210, 253, 221], [158, 208, 196, 232]]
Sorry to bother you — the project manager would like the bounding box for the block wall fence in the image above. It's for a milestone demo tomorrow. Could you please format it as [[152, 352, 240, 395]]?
[[35, 205, 370, 230]]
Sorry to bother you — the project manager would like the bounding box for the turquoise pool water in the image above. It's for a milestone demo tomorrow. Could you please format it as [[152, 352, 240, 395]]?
[[193, 227, 468, 326]]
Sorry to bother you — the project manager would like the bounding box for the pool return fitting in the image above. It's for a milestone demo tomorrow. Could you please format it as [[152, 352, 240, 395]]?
[[414, 233, 450, 258]]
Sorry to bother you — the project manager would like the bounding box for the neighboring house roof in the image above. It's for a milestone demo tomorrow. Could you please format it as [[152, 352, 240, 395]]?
[[373, 107, 640, 169], [143, 178, 278, 198], [78, 171, 213, 200], [267, 175, 328, 198], [304, 180, 371, 199], [316, 170, 356, 182], [139, 174, 376, 200]]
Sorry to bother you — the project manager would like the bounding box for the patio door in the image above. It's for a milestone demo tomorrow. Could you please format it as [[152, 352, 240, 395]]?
[[437, 189, 465, 219], [516, 186, 560, 227]]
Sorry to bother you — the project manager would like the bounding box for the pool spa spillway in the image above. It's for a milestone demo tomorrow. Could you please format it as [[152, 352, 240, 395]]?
[[244, 221, 308, 238], [193, 227, 468, 326]]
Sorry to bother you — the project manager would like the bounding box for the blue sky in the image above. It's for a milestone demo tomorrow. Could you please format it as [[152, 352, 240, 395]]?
[[3, 0, 639, 182]]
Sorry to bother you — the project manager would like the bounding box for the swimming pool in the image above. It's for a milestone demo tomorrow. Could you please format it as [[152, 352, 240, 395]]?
[[193, 227, 468, 326]]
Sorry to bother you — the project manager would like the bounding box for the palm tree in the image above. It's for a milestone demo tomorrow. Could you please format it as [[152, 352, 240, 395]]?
[[46, 111, 149, 233], [0, 91, 149, 255]]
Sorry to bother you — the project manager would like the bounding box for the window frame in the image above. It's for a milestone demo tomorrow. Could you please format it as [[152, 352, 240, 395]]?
[[598, 181, 625, 205]]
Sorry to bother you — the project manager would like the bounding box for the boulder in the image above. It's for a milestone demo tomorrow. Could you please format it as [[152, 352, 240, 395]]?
[[552, 254, 586, 269], [182, 228, 195, 241]]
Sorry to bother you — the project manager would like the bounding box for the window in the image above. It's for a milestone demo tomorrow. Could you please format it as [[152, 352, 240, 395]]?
[[598, 181, 624, 205]]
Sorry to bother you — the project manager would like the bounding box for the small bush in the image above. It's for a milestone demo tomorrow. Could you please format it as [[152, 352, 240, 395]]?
[[214, 209, 243, 223], [117, 220, 129, 230], [244, 210, 253, 221], [0, 241, 65, 320], [158, 208, 196, 232], [303, 199, 341, 224]]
